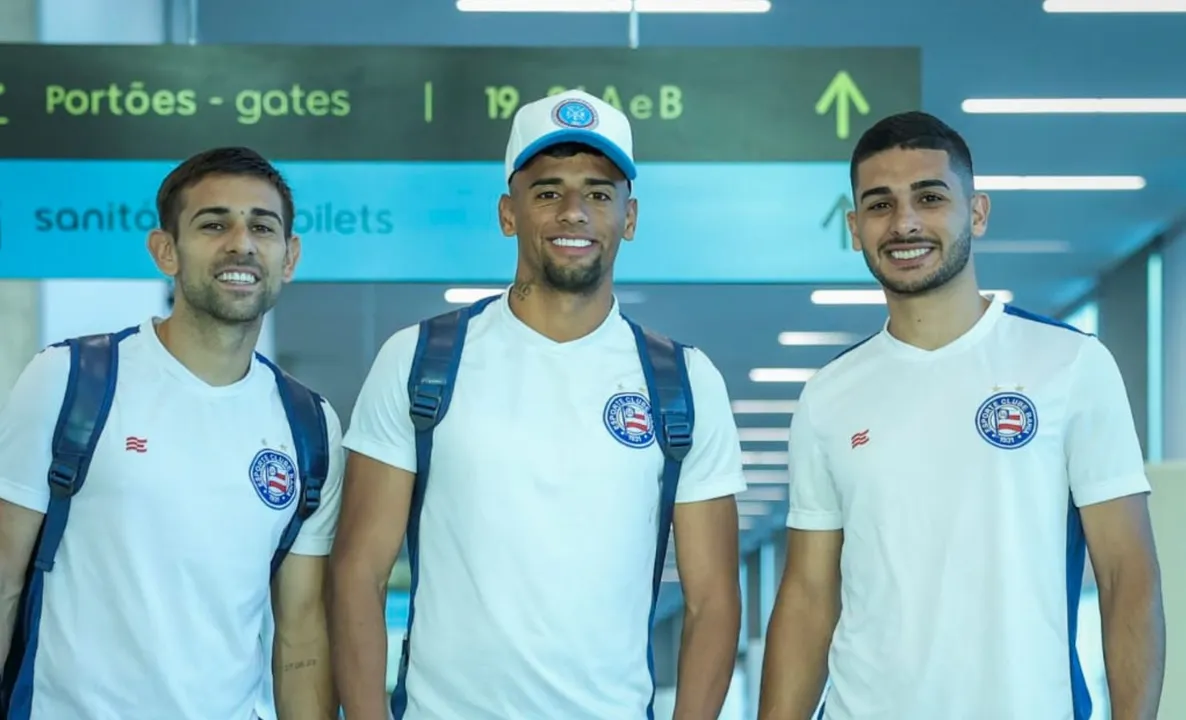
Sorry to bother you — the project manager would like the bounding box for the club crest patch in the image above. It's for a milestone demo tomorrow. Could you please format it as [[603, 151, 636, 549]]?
[[975, 391, 1038, 450], [552, 98, 599, 130], [603, 392, 656, 449], [249, 449, 298, 510]]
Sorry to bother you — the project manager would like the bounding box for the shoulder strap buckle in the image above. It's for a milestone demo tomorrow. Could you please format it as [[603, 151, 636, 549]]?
[[46, 460, 80, 498], [409, 381, 445, 432], [661, 414, 693, 458]]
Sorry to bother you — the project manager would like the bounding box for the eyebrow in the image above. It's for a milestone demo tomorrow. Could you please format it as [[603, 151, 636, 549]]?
[[529, 177, 617, 189], [190, 206, 283, 224], [858, 178, 950, 203]]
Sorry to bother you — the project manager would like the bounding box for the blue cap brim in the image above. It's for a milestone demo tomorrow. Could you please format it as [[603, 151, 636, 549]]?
[[512, 129, 638, 181]]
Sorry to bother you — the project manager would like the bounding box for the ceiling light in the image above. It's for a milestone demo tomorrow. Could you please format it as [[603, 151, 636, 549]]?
[[1043, 0, 1186, 11], [738, 427, 790, 443], [740, 485, 785, 501], [777, 331, 861, 346], [731, 399, 798, 414], [443, 287, 645, 304], [963, 98, 1186, 113], [744, 469, 788, 484], [975, 240, 1071, 254], [748, 368, 817, 383], [741, 451, 789, 466], [444, 287, 502, 304], [975, 175, 1145, 191], [456, 0, 771, 12], [810, 289, 1014, 304]]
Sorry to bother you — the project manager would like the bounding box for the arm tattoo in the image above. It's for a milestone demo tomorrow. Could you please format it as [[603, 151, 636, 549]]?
[[281, 658, 318, 672]]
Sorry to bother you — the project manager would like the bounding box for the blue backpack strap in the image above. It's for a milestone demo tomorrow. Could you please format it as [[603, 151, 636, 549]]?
[[624, 320, 694, 597], [257, 356, 330, 578], [1, 332, 122, 716], [37, 334, 121, 573], [623, 317, 694, 717], [391, 293, 496, 719]]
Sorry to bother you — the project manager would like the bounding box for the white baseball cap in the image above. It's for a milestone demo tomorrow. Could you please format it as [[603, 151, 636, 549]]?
[[504, 89, 637, 183]]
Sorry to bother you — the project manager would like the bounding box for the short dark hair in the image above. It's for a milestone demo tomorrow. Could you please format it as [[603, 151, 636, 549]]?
[[540, 142, 606, 161], [513, 142, 631, 191], [850, 111, 975, 193], [156, 146, 294, 238]]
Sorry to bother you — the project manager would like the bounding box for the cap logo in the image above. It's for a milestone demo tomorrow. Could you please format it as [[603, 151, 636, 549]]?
[[552, 98, 599, 130]]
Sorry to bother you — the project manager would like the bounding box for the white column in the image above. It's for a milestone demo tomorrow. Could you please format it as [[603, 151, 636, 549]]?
[[36, 0, 171, 346], [1162, 231, 1186, 459], [0, 0, 41, 405]]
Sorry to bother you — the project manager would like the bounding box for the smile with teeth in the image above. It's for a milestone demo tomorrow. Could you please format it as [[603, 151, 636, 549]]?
[[888, 247, 933, 260], [551, 238, 593, 248], [216, 271, 259, 285]]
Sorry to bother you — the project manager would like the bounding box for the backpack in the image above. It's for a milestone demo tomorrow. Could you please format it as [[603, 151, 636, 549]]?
[[389, 295, 696, 718], [0, 326, 329, 717]]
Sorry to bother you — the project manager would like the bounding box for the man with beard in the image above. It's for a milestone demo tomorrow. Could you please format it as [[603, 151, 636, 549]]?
[[757, 111, 1165, 720], [0, 147, 343, 720], [329, 90, 746, 720]]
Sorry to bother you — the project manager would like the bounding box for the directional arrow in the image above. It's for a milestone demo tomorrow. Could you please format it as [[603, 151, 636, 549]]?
[[0, 83, 7, 126], [821, 194, 854, 249], [815, 71, 869, 141]]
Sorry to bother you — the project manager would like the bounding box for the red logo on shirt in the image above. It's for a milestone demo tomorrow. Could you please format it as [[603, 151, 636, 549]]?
[[125, 436, 148, 453], [850, 430, 869, 449]]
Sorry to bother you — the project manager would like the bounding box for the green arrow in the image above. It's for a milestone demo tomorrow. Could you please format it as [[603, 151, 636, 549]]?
[[821, 194, 854, 249], [815, 71, 870, 141]]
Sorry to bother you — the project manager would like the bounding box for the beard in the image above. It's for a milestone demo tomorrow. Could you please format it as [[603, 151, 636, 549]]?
[[175, 260, 278, 324], [864, 227, 972, 296], [539, 252, 606, 295]]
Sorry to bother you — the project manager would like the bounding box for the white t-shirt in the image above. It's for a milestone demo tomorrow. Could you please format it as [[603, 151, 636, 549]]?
[[786, 296, 1150, 720], [343, 292, 747, 720], [0, 319, 345, 720]]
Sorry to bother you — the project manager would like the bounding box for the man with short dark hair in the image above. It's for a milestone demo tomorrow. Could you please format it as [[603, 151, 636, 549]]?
[[758, 111, 1165, 720], [0, 147, 343, 720], [329, 90, 747, 720]]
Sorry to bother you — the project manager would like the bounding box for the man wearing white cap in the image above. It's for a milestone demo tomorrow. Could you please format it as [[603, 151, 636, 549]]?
[[329, 90, 747, 720]]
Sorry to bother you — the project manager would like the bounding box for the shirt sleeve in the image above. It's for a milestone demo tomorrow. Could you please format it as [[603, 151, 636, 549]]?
[[0, 346, 71, 514], [1065, 336, 1151, 508], [289, 399, 346, 557], [340, 325, 421, 474], [785, 389, 843, 531], [672, 347, 748, 504]]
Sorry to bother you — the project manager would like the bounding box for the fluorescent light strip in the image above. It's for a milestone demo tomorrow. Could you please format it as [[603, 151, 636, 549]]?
[[738, 427, 790, 443], [457, 0, 771, 12], [777, 331, 861, 346], [732, 399, 798, 414], [964, 98, 1186, 114], [741, 451, 789, 466], [1148, 253, 1164, 462], [1043, 0, 1186, 11], [975, 240, 1071, 254], [749, 368, 817, 383], [744, 469, 788, 484], [810, 289, 1014, 305], [443, 287, 645, 304], [741, 485, 786, 501], [444, 287, 502, 303], [975, 175, 1145, 191]]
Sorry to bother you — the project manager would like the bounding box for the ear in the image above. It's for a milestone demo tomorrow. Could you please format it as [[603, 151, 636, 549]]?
[[970, 192, 991, 238], [846, 210, 861, 252], [498, 193, 516, 238], [282, 235, 302, 283], [147, 229, 179, 277], [622, 197, 638, 242]]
